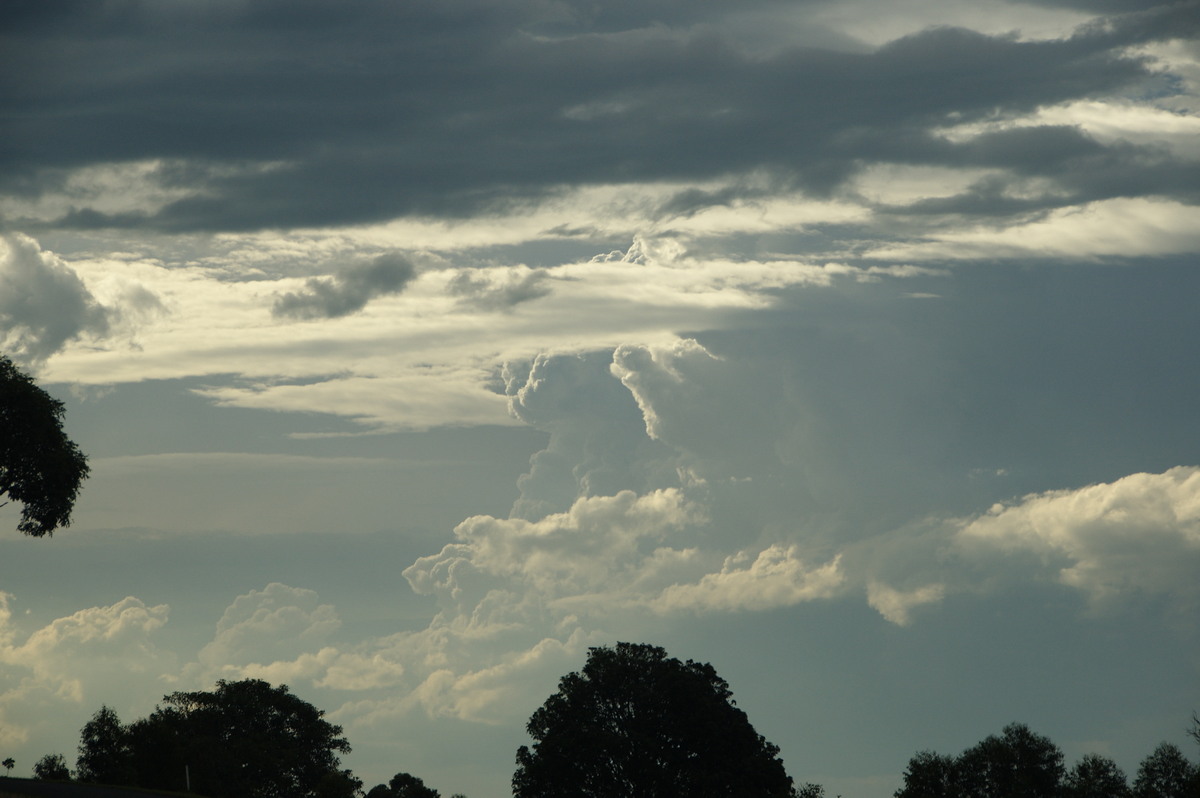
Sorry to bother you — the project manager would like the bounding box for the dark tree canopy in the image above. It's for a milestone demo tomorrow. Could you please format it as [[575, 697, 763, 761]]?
[[94, 679, 353, 798], [956, 723, 1065, 798], [513, 641, 799, 798], [895, 750, 959, 798], [1133, 743, 1199, 798], [76, 705, 134, 785], [367, 771, 441, 798], [896, 724, 1071, 798], [1065, 753, 1130, 798], [33, 753, 71, 781], [0, 354, 89, 536]]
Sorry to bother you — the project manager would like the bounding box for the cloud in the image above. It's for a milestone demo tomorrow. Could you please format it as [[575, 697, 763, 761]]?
[[503, 351, 676, 520], [447, 266, 553, 310], [0, 233, 110, 361], [866, 581, 946, 626], [184, 583, 408, 693], [652, 546, 844, 614], [5, 1, 1191, 232], [402, 489, 705, 622], [197, 582, 340, 669], [272, 253, 416, 320], [0, 592, 171, 744], [956, 466, 1200, 606], [865, 198, 1200, 260]]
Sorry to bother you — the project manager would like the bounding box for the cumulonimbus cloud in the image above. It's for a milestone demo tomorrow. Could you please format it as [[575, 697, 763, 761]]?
[[272, 253, 416, 320]]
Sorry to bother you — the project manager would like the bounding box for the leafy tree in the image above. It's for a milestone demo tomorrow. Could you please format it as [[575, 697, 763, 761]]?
[[895, 750, 959, 798], [3, 756, 14, 774], [367, 772, 440, 798], [125, 678, 352, 798], [76, 704, 134, 785], [1132, 743, 1198, 798], [315, 769, 364, 798], [0, 354, 90, 536], [513, 641, 799, 798], [955, 723, 1065, 798], [33, 753, 70, 781], [796, 784, 827, 798], [1065, 753, 1129, 798]]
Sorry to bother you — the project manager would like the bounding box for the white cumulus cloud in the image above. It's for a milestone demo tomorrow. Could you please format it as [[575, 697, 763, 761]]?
[[956, 466, 1200, 606]]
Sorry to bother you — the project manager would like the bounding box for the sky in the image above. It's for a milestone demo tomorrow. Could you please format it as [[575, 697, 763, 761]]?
[[2, 0, 1199, 795]]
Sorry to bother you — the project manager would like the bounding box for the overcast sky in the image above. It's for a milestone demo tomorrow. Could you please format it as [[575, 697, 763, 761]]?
[[2, 0, 1199, 795]]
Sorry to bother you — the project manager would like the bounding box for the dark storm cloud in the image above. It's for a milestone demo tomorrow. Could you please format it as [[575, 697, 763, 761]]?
[[2, 0, 1196, 232], [272, 253, 416, 320], [874, 128, 1200, 219]]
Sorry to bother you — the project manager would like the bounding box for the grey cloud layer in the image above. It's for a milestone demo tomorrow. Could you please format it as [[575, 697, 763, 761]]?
[[272, 253, 416, 320], [3, 0, 1196, 232]]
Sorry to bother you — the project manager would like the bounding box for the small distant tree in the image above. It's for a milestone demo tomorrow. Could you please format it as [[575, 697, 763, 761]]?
[[3, 756, 14, 774], [1132, 742, 1198, 798], [367, 772, 440, 798], [33, 753, 70, 781], [0, 354, 90, 537], [796, 784, 826, 798], [1065, 753, 1129, 798], [513, 642, 799, 798]]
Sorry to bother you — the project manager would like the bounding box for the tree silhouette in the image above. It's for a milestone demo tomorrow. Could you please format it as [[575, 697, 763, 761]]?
[[955, 723, 1064, 798], [367, 772, 440, 798], [315, 769, 363, 798], [3, 757, 14, 775], [513, 642, 799, 798], [1065, 753, 1129, 798], [895, 750, 959, 798], [124, 679, 351, 798], [76, 705, 134, 785], [0, 354, 89, 536], [1132, 743, 1198, 798], [33, 753, 70, 781]]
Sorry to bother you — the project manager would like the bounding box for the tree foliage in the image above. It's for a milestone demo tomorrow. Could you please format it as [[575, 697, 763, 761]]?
[[1064, 753, 1129, 798], [76, 705, 134, 785], [955, 723, 1065, 798], [895, 750, 959, 798], [73, 679, 351, 797], [367, 771, 441, 798], [513, 641, 799, 798], [1132, 743, 1199, 798], [33, 753, 70, 781], [0, 354, 89, 536], [895, 722, 1200, 798], [3, 756, 15, 774]]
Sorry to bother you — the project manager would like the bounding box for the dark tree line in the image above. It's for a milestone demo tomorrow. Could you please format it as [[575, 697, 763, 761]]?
[[27, 644, 1200, 798], [70, 680, 357, 798], [895, 722, 1200, 798]]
